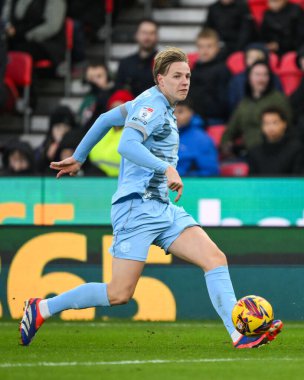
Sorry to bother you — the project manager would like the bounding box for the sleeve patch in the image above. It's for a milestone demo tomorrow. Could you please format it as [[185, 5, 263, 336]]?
[[138, 107, 154, 122]]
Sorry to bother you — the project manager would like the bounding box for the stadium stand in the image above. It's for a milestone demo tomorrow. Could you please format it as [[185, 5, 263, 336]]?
[[277, 51, 304, 95], [226, 50, 279, 75], [206, 124, 226, 148], [1, 0, 304, 177], [220, 162, 249, 176], [4, 52, 33, 133], [34, 18, 74, 97]]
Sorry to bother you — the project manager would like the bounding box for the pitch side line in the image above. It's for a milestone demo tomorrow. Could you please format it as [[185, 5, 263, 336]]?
[[0, 358, 301, 368], [0, 322, 303, 328]]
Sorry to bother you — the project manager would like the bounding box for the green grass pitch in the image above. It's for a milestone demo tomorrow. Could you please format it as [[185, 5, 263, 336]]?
[[0, 321, 303, 380]]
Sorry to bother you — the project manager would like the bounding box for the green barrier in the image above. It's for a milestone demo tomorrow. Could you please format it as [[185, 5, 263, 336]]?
[[0, 226, 303, 321], [1, 177, 304, 226]]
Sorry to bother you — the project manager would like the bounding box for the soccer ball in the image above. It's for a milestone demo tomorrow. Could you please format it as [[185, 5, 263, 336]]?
[[232, 295, 274, 336]]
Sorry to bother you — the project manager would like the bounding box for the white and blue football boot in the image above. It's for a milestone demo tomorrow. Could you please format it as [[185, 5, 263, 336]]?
[[19, 298, 45, 346]]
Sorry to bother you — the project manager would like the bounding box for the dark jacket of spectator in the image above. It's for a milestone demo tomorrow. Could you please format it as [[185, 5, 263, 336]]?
[[7, 0, 66, 65], [189, 54, 230, 123], [1, 140, 36, 175], [223, 90, 292, 149], [67, 0, 104, 32], [37, 105, 77, 173], [247, 134, 303, 175], [0, 16, 6, 109], [205, 0, 256, 54], [289, 45, 304, 143], [228, 72, 282, 114], [115, 49, 157, 97], [222, 63, 292, 150], [177, 114, 219, 176], [54, 129, 101, 176], [260, 3, 304, 56], [290, 77, 304, 143]]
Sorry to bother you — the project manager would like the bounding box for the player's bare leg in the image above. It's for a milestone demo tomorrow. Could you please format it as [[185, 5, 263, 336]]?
[[20, 257, 145, 345], [168, 226, 283, 348], [107, 258, 145, 305]]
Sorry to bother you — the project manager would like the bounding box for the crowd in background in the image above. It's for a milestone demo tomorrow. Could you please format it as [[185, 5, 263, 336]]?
[[1, 0, 304, 177]]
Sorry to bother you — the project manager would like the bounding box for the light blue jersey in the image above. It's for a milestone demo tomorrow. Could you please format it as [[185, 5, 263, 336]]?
[[112, 86, 179, 204]]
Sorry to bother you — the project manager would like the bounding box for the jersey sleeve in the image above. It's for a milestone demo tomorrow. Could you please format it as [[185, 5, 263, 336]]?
[[73, 102, 131, 163], [124, 101, 164, 141]]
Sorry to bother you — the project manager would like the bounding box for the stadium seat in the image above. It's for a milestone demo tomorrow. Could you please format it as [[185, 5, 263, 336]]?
[[5, 51, 33, 132], [248, 0, 268, 26], [248, 0, 304, 27], [277, 52, 303, 95], [187, 52, 199, 70], [226, 51, 244, 74], [220, 162, 249, 177], [34, 18, 74, 96], [290, 0, 304, 10], [206, 124, 226, 148], [226, 51, 279, 75]]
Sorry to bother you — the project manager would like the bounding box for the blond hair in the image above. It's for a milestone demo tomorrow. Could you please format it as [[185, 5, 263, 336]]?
[[196, 28, 219, 42], [153, 47, 188, 84]]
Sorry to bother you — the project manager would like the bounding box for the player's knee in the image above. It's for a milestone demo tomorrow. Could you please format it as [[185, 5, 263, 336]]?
[[107, 285, 133, 306], [205, 247, 227, 271]]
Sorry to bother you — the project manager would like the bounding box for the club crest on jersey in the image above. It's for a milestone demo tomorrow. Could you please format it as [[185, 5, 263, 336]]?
[[138, 107, 154, 121]]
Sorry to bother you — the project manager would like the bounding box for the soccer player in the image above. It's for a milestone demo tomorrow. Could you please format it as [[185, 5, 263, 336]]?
[[20, 47, 283, 348]]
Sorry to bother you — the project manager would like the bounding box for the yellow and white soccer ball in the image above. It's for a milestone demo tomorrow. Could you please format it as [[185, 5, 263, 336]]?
[[232, 295, 274, 336]]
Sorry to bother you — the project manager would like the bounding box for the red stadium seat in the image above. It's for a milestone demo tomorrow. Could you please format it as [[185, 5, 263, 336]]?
[[248, 0, 304, 27], [34, 18, 74, 96], [220, 162, 249, 177], [226, 51, 279, 74], [187, 52, 200, 70], [226, 51, 245, 74], [5, 52, 33, 132], [277, 52, 303, 95], [290, 0, 304, 10], [248, 0, 268, 26], [206, 125, 226, 148]]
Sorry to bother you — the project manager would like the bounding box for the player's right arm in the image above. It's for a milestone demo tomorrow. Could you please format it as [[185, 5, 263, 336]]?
[[50, 102, 130, 178]]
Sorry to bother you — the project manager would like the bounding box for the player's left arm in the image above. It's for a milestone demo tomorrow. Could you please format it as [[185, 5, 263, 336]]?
[[119, 105, 184, 201], [118, 128, 183, 202]]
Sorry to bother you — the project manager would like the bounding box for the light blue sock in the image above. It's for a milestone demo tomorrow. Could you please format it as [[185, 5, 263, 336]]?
[[46, 283, 110, 316], [204, 266, 237, 335]]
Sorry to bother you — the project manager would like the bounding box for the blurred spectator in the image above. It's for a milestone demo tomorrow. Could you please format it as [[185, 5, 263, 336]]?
[[188, 28, 231, 126], [175, 100, 219, 176], [153, 0, 180, 6], [115, 18, 158, 97], [228, 43, 282, 113], [88, 89, 134, 177], [221, 61, 292, 157], [53, 129, 101, 176], [247, 107, 304, 175], [5, 0, 66, 67], [260, 0, 304, 56], [0, 9, 6, 110], [1, 140, 36, 175], [37, 105, 77, 173], [78, 62, 113, 130], [66, 0, 105, 65], [205, 0, 256, 55], [290, 45, 304, 144]]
